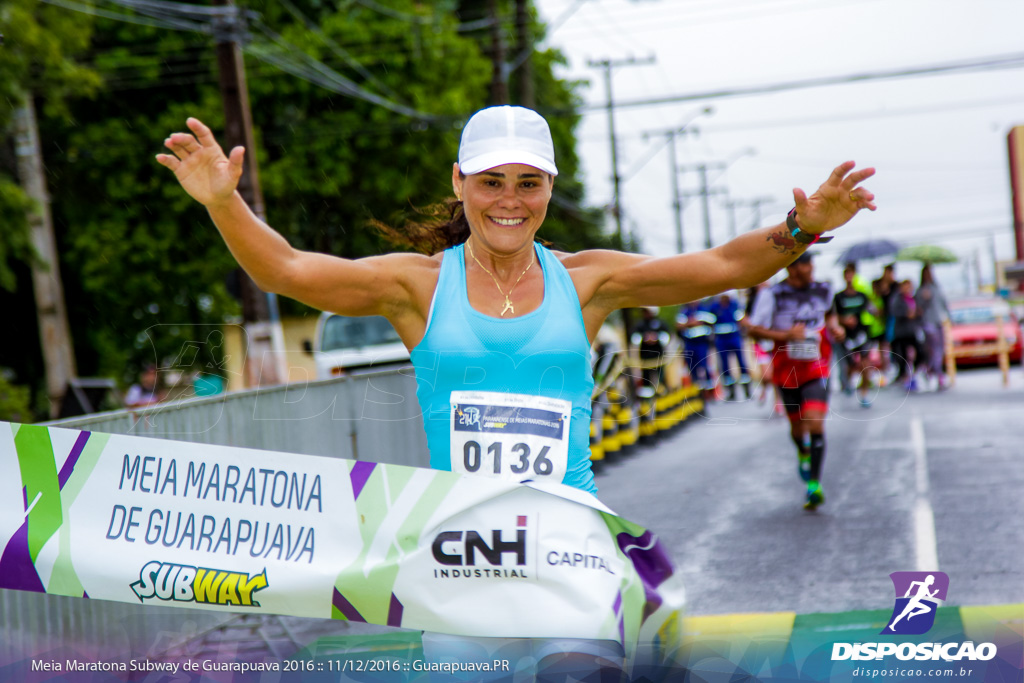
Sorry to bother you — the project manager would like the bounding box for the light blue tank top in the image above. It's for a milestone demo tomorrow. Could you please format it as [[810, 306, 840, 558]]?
[[410, 242, 597, 494]]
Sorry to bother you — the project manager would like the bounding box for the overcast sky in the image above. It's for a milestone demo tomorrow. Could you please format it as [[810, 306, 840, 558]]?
[[533, 0, 1024, 293]]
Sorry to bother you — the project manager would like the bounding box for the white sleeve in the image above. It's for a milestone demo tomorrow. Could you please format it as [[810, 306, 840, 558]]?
[[747, 288, 775, 329], [124, 385, 143, 406]]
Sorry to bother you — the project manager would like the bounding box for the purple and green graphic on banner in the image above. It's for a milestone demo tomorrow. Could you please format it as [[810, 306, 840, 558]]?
[[0, 421, 685, 667]]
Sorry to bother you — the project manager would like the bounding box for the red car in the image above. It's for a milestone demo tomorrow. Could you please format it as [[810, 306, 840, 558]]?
[[948, 297, 1023, 366]]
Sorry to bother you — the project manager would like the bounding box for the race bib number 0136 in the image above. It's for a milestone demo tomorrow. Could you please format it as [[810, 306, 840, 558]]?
[[450, 391, 571, 484]]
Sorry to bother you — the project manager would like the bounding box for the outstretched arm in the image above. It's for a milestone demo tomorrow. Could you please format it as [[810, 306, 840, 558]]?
[[155, 118, 430, 327], [580, 162, 876, 312]]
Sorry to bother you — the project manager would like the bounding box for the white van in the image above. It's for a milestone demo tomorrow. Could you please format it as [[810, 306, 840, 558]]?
[[308, 312, 411, 379]]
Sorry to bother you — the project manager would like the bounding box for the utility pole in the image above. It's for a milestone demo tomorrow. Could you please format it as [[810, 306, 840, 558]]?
[[14, 95, 77, 418], [635, 107, 713, 253], [487, 0, 508, 104], [667, 133, 686, 253], [588, 56, 655, 247], [679, 162, 728, 250], [513, 0, 534, 107], [213, 0, 287, 388], [724, 196, 774, 239]]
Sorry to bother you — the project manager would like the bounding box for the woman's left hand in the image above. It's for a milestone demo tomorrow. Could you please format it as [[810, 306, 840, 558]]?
[[792, 161, 877, 235]]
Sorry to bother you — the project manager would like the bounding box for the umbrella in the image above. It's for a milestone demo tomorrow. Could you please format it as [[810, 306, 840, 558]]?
[[835, 238, 901, 264], [895, 244, 958, 264]]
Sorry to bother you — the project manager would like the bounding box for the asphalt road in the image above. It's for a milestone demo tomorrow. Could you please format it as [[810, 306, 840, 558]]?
[[593, 365, 1024, 617]]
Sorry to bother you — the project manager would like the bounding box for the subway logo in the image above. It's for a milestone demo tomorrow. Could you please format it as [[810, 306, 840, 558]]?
[[130, 561, 268, 607]]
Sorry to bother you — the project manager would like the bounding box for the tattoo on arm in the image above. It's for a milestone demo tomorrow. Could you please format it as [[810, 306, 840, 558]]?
[[766, 229, 799, 256]]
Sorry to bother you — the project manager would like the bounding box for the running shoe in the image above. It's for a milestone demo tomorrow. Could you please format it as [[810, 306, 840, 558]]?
[[798, 451, 811, 482], [804, 480, 825, 510]]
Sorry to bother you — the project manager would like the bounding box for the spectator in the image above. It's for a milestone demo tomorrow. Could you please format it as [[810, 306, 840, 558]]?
[[915, 265, 950, 391], [124, 364, 163, 408], [631, 307, 671, 393], [677, 300, 716, 396], [709, 293, 751, 399]]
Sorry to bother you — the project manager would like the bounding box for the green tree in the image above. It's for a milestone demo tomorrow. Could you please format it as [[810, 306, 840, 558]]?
[[453, 0, 608, 251], [11, 0, 606, 408], [0, 0, 100, 417], [0, 0, 99, 290]]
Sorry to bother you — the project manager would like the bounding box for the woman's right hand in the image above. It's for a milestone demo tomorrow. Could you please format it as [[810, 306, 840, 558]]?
[[155, 118, 244, 207]]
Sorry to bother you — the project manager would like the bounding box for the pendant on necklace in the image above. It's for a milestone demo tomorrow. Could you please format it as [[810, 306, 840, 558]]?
[[501, 297, 515, 316]]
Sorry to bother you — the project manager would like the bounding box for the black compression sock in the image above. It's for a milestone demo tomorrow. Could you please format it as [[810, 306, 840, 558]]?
[[809, 433, 825, 480], [791, 432, 808, 453]]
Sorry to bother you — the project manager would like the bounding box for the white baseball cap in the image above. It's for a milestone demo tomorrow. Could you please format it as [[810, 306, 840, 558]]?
[[457, 105, 558, 176]]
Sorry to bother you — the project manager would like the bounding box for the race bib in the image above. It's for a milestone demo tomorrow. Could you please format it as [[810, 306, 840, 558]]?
[[784, 338, 821, 361], [450, 391, 571, 484]]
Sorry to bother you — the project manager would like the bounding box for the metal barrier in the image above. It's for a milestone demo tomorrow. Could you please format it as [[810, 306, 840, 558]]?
[[45, 369, 428, 466], [3, 369, 429, 656]]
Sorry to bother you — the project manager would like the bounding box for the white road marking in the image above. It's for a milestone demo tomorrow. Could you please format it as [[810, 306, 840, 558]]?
[[910, 417, 939, 571]]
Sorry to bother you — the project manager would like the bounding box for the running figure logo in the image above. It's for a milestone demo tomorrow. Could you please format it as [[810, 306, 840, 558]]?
[[883, 571, 949, 635]]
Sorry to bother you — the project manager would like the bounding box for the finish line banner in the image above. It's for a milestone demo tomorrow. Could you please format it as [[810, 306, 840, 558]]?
[[0, 421, 683, 656]]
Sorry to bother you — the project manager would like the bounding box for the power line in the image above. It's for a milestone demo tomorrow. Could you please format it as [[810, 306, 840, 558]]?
[[42, 0, 436, 119], [573, 90, 1024, 146], [105, 0, 232, 17], [66, 0, 567, 68], [247, 17, 429, 118], [507, 0, 590, 76], [556, 0, 873, 35], [580, 52, 1024, 112], [589, 55, 656, 245], [276, 0, 403, 101], [351, 0, 496, 31], [39, 0, 213, 33], [699, 94, 1024, 134]]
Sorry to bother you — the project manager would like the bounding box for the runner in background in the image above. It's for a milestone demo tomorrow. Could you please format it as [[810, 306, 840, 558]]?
[[873, 264, 897, 382], [709, 293, 751, 400], [832, 263, 877, 407], [742, 283, 782, 412], [864, 277, 889, 385], [747, 253, 844, 510], [890, 279, 924, 390]]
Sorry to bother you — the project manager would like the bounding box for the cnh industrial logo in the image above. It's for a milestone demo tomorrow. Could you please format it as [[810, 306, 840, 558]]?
[[831, 572, 998, 662], [431, 516, 530, 579]]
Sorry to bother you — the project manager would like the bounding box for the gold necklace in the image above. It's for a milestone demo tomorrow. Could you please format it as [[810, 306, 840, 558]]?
[[466, 241, 535, 317]]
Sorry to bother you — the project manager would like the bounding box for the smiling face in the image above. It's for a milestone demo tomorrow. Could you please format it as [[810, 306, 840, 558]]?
[[453, 162, 553, 255]]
